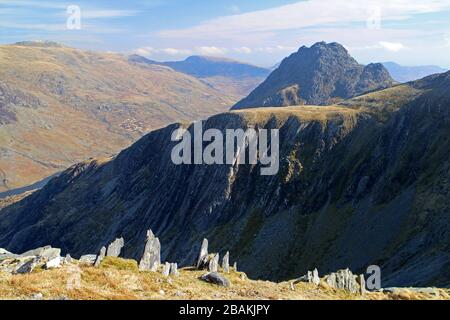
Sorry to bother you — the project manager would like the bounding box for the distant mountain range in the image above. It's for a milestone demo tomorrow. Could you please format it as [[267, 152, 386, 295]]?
[[233, 42, 395, 109], [1, 69, 449, 287], [0, 42, 233, 193], [129, 55, 271, 101], [382, 62, 447, 83]]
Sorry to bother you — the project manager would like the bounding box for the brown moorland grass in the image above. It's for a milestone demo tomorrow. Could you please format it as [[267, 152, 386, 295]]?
[[0, 257, 448, 300]]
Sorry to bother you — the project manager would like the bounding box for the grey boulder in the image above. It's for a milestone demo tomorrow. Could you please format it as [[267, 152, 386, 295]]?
[[139, 230, 161, 272], [79, 254, 97, 265], [94, 247, 106, 267], [106, 238, 124, 257], [200, 272, 231, 287]]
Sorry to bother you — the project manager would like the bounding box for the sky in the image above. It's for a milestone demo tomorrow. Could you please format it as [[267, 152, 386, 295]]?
[[0, 0, 450, 68]]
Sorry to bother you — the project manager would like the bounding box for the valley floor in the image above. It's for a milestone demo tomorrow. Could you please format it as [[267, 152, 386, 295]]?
[[0, 258, 448, 300]]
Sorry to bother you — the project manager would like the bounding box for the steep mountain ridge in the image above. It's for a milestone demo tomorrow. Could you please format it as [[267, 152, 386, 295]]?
[[233, 42, 395, 109], [0, 43, 233, 193], [0, 72, 449, 287]]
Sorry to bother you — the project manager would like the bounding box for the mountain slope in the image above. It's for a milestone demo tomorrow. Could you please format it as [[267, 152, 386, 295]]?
[[232, 42, 394, 109], [382, 62, 447, 83], [0, 42, 233, 193], [132, 55, 271, 100], [0, 72, 449, 287]]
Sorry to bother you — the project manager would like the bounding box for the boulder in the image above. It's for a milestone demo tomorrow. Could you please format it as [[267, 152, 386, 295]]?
[[0, 248, 17, 261], [162, 262, 171, 277], [358, 274, 366, 295], [0, 248, 12, 255], [79, 254, 97, 265], [64, 254, 73, 264], [45, 256, 61, 269], [222, 251, 230, 273], [106, 238, 124, 257], [208, 253, 219, 272], [13, 257, 39, 274], [200, 272, 231, 287], [312, 269, 320, 285], [325, 268, 360, 294], [139, 230, 161, 272], [20, 246, 60, 261], [196, 238, 209, 269], [294, 268, 320, 286], [94, 246, 106, 267], [170, 263, 179, 276]]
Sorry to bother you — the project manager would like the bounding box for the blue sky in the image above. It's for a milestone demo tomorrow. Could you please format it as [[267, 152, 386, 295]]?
[[1, 0, 450, 68]]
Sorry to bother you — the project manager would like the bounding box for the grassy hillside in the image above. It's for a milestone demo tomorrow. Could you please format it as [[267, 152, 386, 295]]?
[[0, 43, 233, 192], [1, 257, 448, 300]]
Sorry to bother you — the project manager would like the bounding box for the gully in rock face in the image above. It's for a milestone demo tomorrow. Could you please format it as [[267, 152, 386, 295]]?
[[171, 121, 280, 176]]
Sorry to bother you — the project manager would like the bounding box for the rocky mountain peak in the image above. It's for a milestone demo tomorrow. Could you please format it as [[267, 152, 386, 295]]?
[[232, 41, 394, 109]]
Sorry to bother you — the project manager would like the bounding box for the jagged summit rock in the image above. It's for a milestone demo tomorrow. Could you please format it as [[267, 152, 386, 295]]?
[[208, 253, 219, 272], [106, 238, 124, 257], [162, 262, 171, 277], [196, 239, 209, 269], [139, 229, 161, 272], [232, 41, 394, 109], [222, 252, 230, 273], [94, 247, 106, 267], [295, 268, 320, 286], [325, 268, 361, 294], [170, 263, 179, 276]]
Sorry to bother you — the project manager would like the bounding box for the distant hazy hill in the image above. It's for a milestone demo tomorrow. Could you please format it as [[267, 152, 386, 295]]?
[[233, 42, 394, 109], [164, 55, 270, 78], [0, 42, 233, 193], [130, 55, 271, 101], [382, 62, 447, 83], [1, 71, 449, 287]]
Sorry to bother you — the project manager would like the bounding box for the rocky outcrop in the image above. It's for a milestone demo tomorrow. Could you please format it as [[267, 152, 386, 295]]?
[[295, 268, 320, 286], [45, 256, 61, 269], [138, 230, 161, 272], [222, 252, 230, 273], [208, 254, 220, 272], [79, 255, 97, 265], [162, 262, 171, 277], [170, 263, 179, 276], [106, 238, 124, 258], [232, 41, 394, 109], [196, 239, 209, 269], [324, 269, 361, 294], [94, 247, 106, 267], [0, 246, 64, 274], [200, 272, 231, 287]]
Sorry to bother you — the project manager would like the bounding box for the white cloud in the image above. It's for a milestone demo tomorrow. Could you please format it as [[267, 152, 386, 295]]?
[[163, 48, 193, 56], [233, 46, 253, 54], [253, 45, 297, 53], [133, 47, 193, 57], [158, 0, 450, 40], [82, 10, 139, 19], [195, 46, 228, 56], [378, 41, 406, 52]]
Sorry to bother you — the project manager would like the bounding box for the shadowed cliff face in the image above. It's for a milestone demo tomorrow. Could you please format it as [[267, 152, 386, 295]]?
[[232, 42, 394, 109], [0, 72, 449, 287]]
